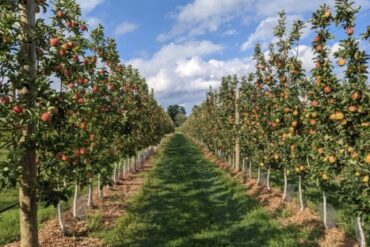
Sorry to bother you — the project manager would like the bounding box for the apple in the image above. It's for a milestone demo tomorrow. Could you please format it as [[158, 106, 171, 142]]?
[[67, 82, 75, 89], [49, 37, 59, 47], [40, 112, 52, 122], [351, 91, 361, 101], [61, 154, 69, 161], [311, 101, 319, 107], [365, 154, 370, 164], [346, 27, 353, 36], [327, 155, 336, 163], [314, 35, 321, 42], [56, 152, 64, 160], [79, 147, 87, 155], [61, 43, 69, 50], [92, 85, 99, 93], [79, 121, 87, 129], [323, 86, 331, 94], [12, 105, 24, 113], [337, 57, 346, 66], [309, 119, 317, 125], [107, 83, 114, 91], [291, 121, 298, 127], [322, 173, 329, 181], [59, 48, 67, 56], [56, 10, 64, 18], [348, 105, 357, 112], [0, 96, 10, 105], [80, 24, 88, 31]]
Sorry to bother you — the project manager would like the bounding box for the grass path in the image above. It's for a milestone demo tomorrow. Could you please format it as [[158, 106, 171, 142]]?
[[104, 134, 311, 247]]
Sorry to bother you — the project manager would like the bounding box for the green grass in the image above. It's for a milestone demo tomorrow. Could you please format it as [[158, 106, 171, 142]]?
[[0, 188, 58, 245], [102, 134, 318, 246]]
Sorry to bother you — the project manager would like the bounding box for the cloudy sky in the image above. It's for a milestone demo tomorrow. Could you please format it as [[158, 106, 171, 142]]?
[[76, 0, 370, 113]]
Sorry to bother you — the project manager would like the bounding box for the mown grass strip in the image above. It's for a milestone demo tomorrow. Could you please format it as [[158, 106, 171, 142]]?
[[103, 134, 317, 247]]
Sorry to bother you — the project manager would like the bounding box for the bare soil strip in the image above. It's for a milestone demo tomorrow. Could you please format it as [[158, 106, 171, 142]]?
[[4, 158, 154, 247]]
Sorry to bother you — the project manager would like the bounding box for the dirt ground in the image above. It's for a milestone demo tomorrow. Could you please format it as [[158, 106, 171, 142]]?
[[5, 157, 154, 247]]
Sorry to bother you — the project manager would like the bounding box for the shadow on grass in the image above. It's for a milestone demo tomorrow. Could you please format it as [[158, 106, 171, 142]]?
[[105, 134, 314, 247]]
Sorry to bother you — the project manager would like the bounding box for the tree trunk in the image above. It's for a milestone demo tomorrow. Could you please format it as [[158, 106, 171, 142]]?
[[257, 168, 260, 185], [97, 174, 102, 200], [133, 156, 137, 172], [357, 216, 366, 247], [298, 175, 304, 211], [57, 201, 65, 233], [18, 1, 38, 246], [267, 167, 271, 191], [248, 160, 252, 178], [113, 163, 117, 183], [323, 190, 328, 228], [235, 86, 240, 172], [282, 168, 288, 202], [122, 160, 126, 176], [87, 178, 93, 208], [73, 183, 78, 218]]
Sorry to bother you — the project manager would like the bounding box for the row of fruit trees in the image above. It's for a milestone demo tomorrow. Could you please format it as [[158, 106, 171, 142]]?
[[183, 0, 369, 246], [0, 0, 174, 246]]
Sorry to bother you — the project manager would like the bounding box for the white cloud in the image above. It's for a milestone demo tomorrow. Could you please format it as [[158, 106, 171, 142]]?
[[158, 0, 370, 43], [296, 45, 314, 72], [222, 29, 238, 36], [86, 17, 102, 28], [114, 22, 138, 36], [157, 0, 251, 42], [127, 40, 253, 112], [76, 0, 105, 14], [241, 15, 302, 51]]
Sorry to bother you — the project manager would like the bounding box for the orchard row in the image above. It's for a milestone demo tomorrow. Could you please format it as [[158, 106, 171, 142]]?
[[0, 0, 174, 246], [183, 0, 369, 245]]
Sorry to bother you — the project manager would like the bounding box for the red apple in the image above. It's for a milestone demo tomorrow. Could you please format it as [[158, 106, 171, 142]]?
[[351, 91, 361, 101], [56, 152, 64, 160], [92, 85, 99, 93], [346, 27, 353, 35], [0, 96, 10, 105], [79, 147, 87, 155], [80, 24, 88, 31], [61, 154, 69, 161], [40, 112, 52, 122], [12, 105, 24, 113], [323, 86, 331, 94], [311, 101, 319, 107], [49, 37, 59, 47]]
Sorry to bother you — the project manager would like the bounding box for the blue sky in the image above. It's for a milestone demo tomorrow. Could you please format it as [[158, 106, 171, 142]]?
[[76, 0, 370, 113]]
